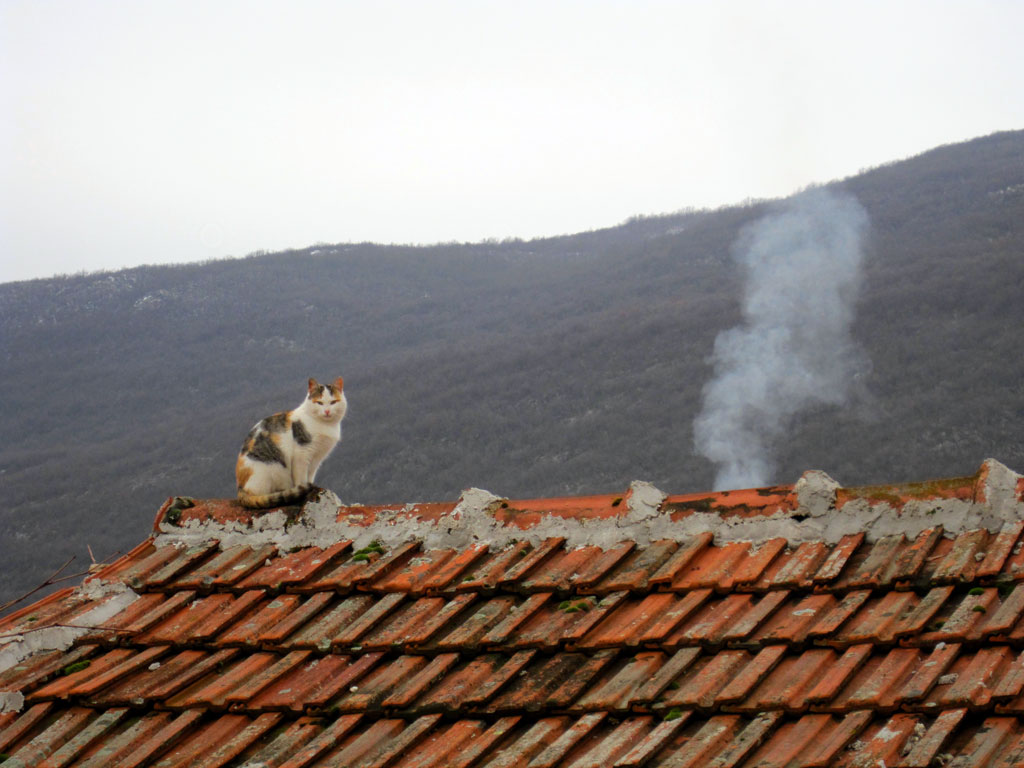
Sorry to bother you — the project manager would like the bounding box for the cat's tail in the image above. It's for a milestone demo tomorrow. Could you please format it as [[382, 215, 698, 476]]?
[[238, 484, 312, 509]]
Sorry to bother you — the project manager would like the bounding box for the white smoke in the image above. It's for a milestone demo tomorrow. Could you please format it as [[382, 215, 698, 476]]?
[[693, 188, 870, 490]]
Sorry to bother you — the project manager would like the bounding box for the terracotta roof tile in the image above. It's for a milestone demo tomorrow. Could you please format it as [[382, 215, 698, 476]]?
[[5, 461, 1024, 765]]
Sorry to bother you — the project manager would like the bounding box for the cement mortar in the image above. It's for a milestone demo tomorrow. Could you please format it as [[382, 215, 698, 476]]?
[[151, 459, 1024, 560], [0, 582, 139, 710]]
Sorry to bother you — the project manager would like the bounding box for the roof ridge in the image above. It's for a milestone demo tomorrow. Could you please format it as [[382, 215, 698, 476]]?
[[149, 460, 1024, 553]]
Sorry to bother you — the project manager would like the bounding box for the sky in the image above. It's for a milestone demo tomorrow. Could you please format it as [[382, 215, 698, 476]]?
[[2, 1, 1023, 284]]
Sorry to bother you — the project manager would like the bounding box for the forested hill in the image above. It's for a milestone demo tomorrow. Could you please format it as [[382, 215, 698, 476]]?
[[2, 130, 1023, 608]]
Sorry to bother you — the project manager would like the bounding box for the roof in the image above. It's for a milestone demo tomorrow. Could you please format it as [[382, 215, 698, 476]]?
[[3, 459, 1024, 767]]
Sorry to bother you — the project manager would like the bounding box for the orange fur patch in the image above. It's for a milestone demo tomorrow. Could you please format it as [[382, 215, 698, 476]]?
[[235, 455, 253, 490]]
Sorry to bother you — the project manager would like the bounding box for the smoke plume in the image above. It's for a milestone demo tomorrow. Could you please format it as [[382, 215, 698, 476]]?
[[693, 188, 870, 490]]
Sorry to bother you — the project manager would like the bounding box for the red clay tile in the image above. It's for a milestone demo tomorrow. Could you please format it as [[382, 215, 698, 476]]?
[[541, 648, 619, 710], [885, 585, 954, 641], [897, 641, 961, 703], [89, 649, 240, 706], [928, 528, 990, 584], [761, 540, 830, 589], [278, 594, 376, 649], [138, 543, 220, 589], [497, 537, 567, 589], [648, 531, 714, 587], [34, 707, 126, 768], [805, 644, 873, 705], [520, 546, 609, 592], [167, 544, 277, 590], [948, 716, 1021, 766], [833, 712, 921, 768], [942, 646, 1014, 707], [275, 713, 363, 768], [982, 582, 1024, 637], [415, 543, 490, 593], [991, 649, 1024, 701], [480, 593, 552, 646], [381, 653, 460, 709], [393, 719, 491, 768], [81, 590, 196, 643], [235, 541, 352, 590], [230, 716, 323, 767], [888, 526, 945, 584], [613, 715, 690, 768], [900, 707, 966, 768], [431, 595, 518, 651], [715, 645, 787, 704], [329, 655, 431, 712], [751, 592, 837, 644], [837, 533, 907, 589], [0, 646, 95, 696], [0, 707, 95, 767], [248, 652, 383, 711], [563, 592, 630, 646], [572, 652, 667, 711], [110, 709, 205, 768], [668, 540, 751, 591], [215, 593, 304, 646], [661, 593, 754, 647], [563, 715, 650, 768], [655, 715, 743, 768], [633, 589, 713, 646], [915, 587, 999, 645], [590, 539, 679, 593], [224, 650, 312, 706], [361, 714, 443, 768], [416, 653, 513, 712], [332, 591, 406, 647], [526, 711, 607, 768], [828, 590, 917, 646], [443, 716, 522, 768], [364, 593, 477, 651], [164, 652, 280, 709], [722, 538, 787, 589], [0, 701, 55, 753], [486, 651, 615, 714], [742, 712, 833, 768], [661, 650, 750, 709], [453, 542, 533, 591], [297, 541, 421, 592], [978, 520, 1024, 578], [811, 532, 864, 585], [30, 648, 143, 701], [135, 590, 264, 645], [631, 647, 702, 707], [460, 650, 537, 708], [257, 591, 334, 646], [150, 712, 282, 768], [73, 711, 178, 768], [478, 716, 569, 768], [371, 549, 462, 594], [799, 710, 873, 767], [836, 646, 921, 710], [715, 589, 788, 644], [733, 649, 836, 713]]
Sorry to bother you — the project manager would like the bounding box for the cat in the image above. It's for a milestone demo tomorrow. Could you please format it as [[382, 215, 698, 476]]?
[[236, 377, 347, 508]]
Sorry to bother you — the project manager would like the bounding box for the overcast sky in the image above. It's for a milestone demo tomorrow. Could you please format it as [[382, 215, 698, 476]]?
[[2, 1, 1023, 284]]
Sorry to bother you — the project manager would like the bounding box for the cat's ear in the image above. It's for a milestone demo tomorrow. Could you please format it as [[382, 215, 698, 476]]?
[[308, 378, 320, 395], [333, 376, 344, 391]]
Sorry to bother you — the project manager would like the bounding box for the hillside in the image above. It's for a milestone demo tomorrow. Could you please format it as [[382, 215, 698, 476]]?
[[1, 130, 1023, 608]]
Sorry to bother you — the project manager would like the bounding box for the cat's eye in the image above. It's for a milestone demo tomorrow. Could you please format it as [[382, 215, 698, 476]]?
[[331, 399, 340, 404]]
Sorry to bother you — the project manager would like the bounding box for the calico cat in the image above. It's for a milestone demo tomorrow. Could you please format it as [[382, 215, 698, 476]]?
[[236, 377, 347, 508]]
